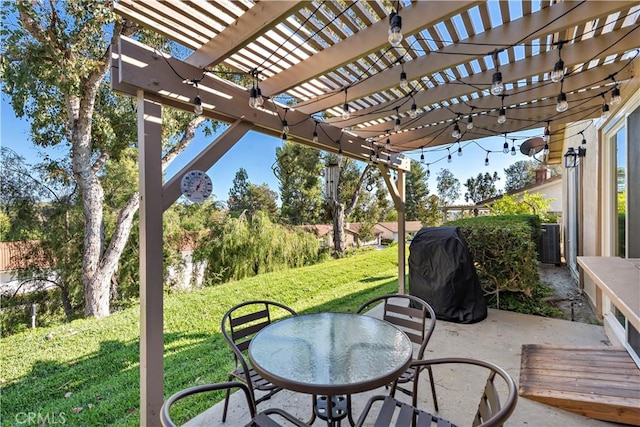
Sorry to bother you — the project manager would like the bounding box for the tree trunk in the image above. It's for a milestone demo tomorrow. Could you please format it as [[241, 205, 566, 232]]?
[[332, 201, 346, 253]]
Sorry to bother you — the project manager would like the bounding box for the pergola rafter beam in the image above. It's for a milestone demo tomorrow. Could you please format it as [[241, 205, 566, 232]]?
[[116, 36, 409, 170], [303, 1, 632, 117], [185, 1, 306, 69], [260, 1, 481, 97], [329, 25, 639, 129]]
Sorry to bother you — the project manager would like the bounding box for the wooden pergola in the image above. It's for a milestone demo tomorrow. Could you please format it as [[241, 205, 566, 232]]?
[[110, 1, 639, 424]]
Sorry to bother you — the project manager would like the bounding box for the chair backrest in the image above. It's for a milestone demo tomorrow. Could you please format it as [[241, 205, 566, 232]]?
[[357, 294, 436, 359], [221, 300, 298, 354], [412, 358, 518, 427], [161, 382, 254, 427]]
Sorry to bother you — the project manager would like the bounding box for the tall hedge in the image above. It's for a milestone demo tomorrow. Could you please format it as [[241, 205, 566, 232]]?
[[446, 215, 541, 307]]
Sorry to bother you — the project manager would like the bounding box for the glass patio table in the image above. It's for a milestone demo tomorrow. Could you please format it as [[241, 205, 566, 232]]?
[[249, 312, 413, 426]]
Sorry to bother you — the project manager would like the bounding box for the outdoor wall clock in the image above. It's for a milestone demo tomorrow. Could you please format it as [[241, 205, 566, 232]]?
[[180, 170, 213, 203]]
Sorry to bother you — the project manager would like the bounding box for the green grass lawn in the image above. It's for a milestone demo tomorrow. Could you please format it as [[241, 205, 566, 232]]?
[[0, 247, 401, 426]]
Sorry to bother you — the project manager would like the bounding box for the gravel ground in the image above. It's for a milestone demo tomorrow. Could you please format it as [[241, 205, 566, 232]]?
[[538, 262, 600, 324]]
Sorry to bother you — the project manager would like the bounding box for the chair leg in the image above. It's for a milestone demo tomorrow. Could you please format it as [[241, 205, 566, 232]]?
[[222, 374, 234, 422], [426, 366, 438, 412], [307, 395, 317, 425]]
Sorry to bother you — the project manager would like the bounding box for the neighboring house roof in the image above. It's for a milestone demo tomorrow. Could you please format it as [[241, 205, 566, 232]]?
[[0, 241, 49, 271], [376, 221, 423, 234]]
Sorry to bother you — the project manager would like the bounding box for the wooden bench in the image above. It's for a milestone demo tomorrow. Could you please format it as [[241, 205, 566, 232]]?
[[519, 344, 640, 425]]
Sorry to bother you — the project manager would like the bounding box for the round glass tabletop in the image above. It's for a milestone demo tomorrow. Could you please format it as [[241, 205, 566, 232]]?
[[249, 312, 413, 395]]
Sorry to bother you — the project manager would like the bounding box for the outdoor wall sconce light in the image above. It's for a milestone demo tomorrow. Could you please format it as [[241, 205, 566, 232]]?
[[564, 146, 586, 168]]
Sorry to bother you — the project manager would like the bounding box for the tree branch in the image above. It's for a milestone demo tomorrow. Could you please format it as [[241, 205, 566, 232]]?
[[162, 115, 207, 168], [344, 164, 373, 218]]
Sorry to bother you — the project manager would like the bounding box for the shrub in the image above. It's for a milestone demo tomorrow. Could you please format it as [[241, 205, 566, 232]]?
[[446, 215, 540, 307]]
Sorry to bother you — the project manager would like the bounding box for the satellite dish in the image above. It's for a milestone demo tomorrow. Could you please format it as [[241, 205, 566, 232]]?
[[520, 137, 545, 157]]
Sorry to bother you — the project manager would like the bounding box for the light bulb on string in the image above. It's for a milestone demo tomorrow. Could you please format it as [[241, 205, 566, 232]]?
[[409, 102, 418, 119], [580, 131, 587, 146], [467, 115, 473, 130], [447, 148, 452, 163], [342, 103, 350, 120], [192, 81, 204, 115], [248, 87, 257, 108], [452, 122, 461, 139], [497, 107, 506, 124], [282, 119, 289, 138], [503, 140, 509, 154], [255, 87, 264, 107], [601, 103, 610, 119], [490, 50, 504, 95], [611, 86, 621, 106], [485, 153, 490, 166], [511, 145, 516, 156], [543, 143, 549, 155], [312, 122, 319, 143], [457, 143, 463, 157], [394, 108, 401, 132], [426, 166, 430, 177], [420, 148, 425, 164], [550, 41, 565, 83], [556, 91, 568, 112], [400, 70, 409, 90], [193, 95, 203, 115], [388, 11, 403, 47]]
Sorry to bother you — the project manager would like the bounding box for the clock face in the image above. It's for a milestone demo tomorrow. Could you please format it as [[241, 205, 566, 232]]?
[[180, 170, 213, 203]]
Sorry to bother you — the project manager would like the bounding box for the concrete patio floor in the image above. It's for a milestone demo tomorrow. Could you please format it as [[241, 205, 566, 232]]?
[[186, 307, 622, 427]]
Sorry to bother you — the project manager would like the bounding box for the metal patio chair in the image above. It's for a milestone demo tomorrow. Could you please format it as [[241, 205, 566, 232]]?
[[220, 300, 298, 422], [160, 381, 309, 426], [357, 294, 438, 411], [354, 358, 518, 427]]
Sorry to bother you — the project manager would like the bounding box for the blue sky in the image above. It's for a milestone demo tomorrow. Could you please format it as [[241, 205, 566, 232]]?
[[2, 92, 542, 205]]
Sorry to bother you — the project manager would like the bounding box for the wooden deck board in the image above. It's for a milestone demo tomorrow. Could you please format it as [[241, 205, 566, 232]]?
[[519, 344, 640, 425]]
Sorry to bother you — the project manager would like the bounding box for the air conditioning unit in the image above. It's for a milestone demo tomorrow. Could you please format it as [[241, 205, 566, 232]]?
[[538, 224, 561, 265]]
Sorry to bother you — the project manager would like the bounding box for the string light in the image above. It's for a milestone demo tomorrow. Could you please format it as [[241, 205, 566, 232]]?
[[580, 131, 587, 146], [497, 96, 506, 124], [543, 124, 550, 141], [511, 139, 517, 156], [467, 115, 473, 130], [490, 50, 504, 96], [452, 121, 461, 139], [457, 142, 463, 157], [400, 64, 409, 90], [388, 11, 403, 47], [248, 71, 264, 109], [502, 133, 509, 154], [556, 85, 568, 112], [447, 147, 452, 163], [484, 153, 490, 166], [426, 165, 430, 177], [550, 41, 565, 83], [420, 147, 425, 163], [342, 89, 350, 120], [312, 121, 319, 143], [394, 107, 401, 132], [611, 86, 621, 106], [601, 95, 611, 119], [543, 142, 550, 155], [409, 101, 418, 119], [192, 81, 203, 115], [281, 119, 289, 140]]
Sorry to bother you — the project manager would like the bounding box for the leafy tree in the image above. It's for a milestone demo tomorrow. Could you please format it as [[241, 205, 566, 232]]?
[[503, 160, 537, 192], [405, 160, 430, 221], [246, 183, 279, 219], [227, 168, 250, 215], [436, 168, 461, 206], [276, 142, 324, 225], [0, 147, 83, 320], [196, 211, 320, 284], [1, 2, 215, 318], [489, 191, 554, 222], [464, 172, 501, 203], [423, 194, 443, 226]]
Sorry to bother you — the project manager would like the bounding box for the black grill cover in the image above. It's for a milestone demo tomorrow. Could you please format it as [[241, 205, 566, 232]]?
[[409, 226, 487, 324]]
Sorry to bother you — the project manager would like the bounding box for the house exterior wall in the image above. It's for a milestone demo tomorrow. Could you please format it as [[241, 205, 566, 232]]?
[[571, 78, 640, 354]]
